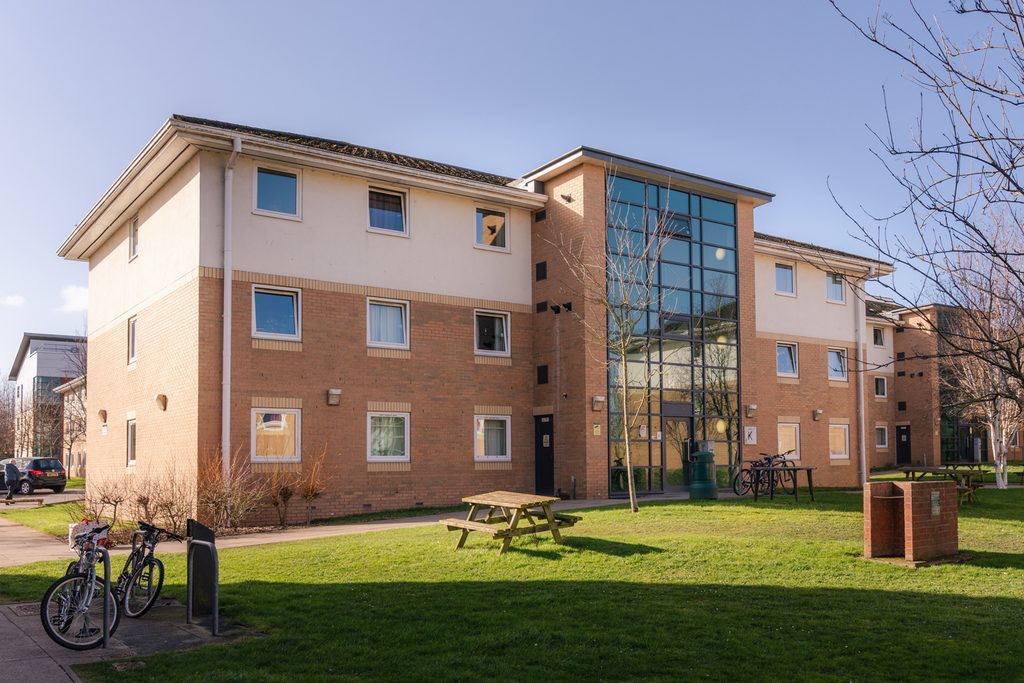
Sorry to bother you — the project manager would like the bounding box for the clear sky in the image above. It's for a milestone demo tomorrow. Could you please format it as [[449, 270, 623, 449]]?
[[0, 0, 932, 376]]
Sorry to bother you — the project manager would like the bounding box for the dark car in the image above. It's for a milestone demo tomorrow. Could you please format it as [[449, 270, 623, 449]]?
[[0, 457, 67, 494]]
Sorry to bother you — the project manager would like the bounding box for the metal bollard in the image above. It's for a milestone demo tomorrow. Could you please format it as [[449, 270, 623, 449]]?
[[186, 539, 219, 636], [95, 546, 112, 649]]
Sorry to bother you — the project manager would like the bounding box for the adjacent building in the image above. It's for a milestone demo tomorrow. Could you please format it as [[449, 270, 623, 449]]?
[[57, 116, 1006, 519]]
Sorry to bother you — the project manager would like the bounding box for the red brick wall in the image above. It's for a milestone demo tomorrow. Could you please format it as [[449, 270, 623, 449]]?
[[863, 480, 957, 562], [893, 312, 941, 465]]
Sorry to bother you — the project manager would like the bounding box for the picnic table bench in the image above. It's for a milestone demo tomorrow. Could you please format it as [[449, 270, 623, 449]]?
[[899, 466, 984, 503], [440, 491, 580, 554]]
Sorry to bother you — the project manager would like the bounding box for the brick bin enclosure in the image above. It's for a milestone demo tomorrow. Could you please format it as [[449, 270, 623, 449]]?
[[864, 480, 958, 563]]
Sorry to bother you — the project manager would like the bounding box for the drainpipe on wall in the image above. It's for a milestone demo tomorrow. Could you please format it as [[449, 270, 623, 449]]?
[[221, 137, 242, 482], [855, 267, 876, 486]]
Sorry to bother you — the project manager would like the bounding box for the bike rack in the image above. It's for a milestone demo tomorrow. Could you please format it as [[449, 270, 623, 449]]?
[[186, 539, 219, 636], [95, 546, 112, 649]]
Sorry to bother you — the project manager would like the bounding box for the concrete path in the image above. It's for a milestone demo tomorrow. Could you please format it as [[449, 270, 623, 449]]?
[[1, 490, 86, 510], [0, 599, 230, 682]]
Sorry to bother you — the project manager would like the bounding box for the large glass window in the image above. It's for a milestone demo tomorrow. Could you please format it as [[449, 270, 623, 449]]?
[[828, 349, 848, 380], [253, 287, 300, 340], [256, 168, 299, 216], [368, 299, 409, 348], [474, 415, 510, 461], [368, 413, 410, 461], [475, 311, 509, 355], [776, 343, 798, 376], [369, 189, 406, 233], [252, 409, 300, 462], [476, 208, 507, 249]]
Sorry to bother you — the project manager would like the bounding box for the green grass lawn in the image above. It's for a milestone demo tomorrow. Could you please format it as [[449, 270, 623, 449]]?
[[2, 491, 1023, 681], [871, 463, 1024, 485], [0, 501, 133, 539], [67, 476, 86, 489]]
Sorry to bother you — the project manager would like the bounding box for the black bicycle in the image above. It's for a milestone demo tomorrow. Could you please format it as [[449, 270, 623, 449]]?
[[732, 450, 796, 496], [115, 521, 184, 618]]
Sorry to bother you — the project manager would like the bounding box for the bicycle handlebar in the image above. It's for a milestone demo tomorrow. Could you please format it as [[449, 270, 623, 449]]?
[[136, 520, 185, 542]]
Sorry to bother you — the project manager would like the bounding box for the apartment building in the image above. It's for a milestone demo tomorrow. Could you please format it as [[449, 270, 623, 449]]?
[[7, 333, 86, 458], [59, 115, 972, 518]]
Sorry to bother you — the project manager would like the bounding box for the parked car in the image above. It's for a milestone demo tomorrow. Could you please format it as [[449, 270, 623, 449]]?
[[0, 457, 67, 494]]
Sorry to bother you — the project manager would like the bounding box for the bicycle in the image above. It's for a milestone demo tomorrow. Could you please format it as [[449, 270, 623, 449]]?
[[732, 450, 796, 496], [40, 523, 122, 650], [114, 521, 183, 618]]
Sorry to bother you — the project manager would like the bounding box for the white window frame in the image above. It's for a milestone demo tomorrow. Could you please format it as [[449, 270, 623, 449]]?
[[253, 164, 302, 221], [1011, 431, 1020, 448], [474, 206, 510, 253], [872, 326, 884, 347], [128, 216, 139, 261], [875, 426, 889, 449], [825, 272, 846, 304], [874, 376, 888, 398], [774, 262, 796, 296], [250, 408, 302, 463], [829, 423, 851, 460], [367, 187, 409, 237], [474, 414, 512, 461], [776, 342, 799, 378], [252, 285, 302, 341], [777, 423, 800, 460], [126, 418, 137, 466], [127, 316, 138, 364], [474, 309, 511, 357], [366, 412, 411, 462], [827, 348, 848, 381], [366, 298, 410, 349]]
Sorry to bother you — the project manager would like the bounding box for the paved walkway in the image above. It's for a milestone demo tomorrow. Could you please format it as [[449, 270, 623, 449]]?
[[0, 599, 230, 682], [0, 492, 708, 568]]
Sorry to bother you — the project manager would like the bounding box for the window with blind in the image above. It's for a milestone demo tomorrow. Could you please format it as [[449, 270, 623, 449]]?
[[368, 189, 406, 234]]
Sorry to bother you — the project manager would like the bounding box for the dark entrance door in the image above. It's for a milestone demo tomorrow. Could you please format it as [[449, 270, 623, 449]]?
[[896, 425, 912, 465], [663, 417, 693, 492], [534, 415, 554, 496]]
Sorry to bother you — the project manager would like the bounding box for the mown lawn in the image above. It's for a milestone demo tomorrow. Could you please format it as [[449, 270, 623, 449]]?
[[0, 501, 134, 539], [2, 491, 1023, 681]]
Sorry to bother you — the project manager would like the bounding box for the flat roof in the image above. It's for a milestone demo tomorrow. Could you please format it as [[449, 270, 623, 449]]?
[[8, 333, 86, 382]]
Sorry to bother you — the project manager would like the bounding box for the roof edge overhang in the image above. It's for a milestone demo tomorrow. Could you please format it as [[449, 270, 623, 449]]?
[[59, 118, 548, 261], [754, 235, 895, 277], [518, 146, 774, 207], [53, 375, 86, 395], [8, 333, 86, 382]]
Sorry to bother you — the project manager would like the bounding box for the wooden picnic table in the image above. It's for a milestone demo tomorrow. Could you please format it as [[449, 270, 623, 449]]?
[[943, 461, 986, 471], [440, 491, 581, 555], [899, 466, 985, 503], [750, 465, 816, 503]]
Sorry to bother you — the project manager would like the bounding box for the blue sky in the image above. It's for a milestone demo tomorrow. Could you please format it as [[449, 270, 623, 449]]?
[[0, 0, 933, 375]]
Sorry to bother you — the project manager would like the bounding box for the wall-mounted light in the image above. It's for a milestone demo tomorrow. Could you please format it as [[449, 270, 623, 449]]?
[[327, 388, 342, 406], [745, 404, 758, 419], [592, 396, 606, 412], [563, 302, 573, 312], [551, 304, 562, 314], [154, 394, 168, 411], [97, 409, 107, 423], [813, 409, 824, 421], [560, 193, 573, 203]]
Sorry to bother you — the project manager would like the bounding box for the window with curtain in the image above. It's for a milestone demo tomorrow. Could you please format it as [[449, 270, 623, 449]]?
[[252, 409, 301, 462], [826, 273, 845, 302], [829, 424, 850, 459], [368, 413, 409, 461], [475, 311, 509, 354], [777, 423, 799, 459], [775, 264, 794, 294], [875, 427, 888, 448], [475, 416, 510, 460], [368, 189, 406, 233], [368, 300, 408, 348]]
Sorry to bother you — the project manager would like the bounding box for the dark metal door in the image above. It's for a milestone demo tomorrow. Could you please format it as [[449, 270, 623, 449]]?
[[534, 415, 554, 496], [663, 417, 693, 492], [896, 425, 912, 465]]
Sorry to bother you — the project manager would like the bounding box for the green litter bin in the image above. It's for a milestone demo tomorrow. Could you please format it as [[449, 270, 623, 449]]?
[[689, 441, 718, 500]]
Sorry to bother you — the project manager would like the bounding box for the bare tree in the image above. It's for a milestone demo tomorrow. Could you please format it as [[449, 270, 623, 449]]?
[[831, 1, 1024, 399], [547, 173, 676, 513], [58, 345, 87, 470], [0, 382, 15, 455]]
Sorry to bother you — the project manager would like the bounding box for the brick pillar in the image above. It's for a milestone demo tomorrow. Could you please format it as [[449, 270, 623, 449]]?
[[899, 480, 958, 562], [864, 482, 903, 558]]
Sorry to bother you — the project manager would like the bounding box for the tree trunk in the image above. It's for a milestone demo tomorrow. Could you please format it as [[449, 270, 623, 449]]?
[[988, 412, 1008, 490], [618, 377, 639, 513]]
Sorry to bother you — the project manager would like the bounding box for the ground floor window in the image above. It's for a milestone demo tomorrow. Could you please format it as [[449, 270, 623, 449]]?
[[829, 424, 850, 459], [368, 413, 410, 461], [777, 423, 800, 459], [251, 408, 301, 463], [126, 419, 136, 466], [474, 415, 510, 461], [875, 426, 888, 449]]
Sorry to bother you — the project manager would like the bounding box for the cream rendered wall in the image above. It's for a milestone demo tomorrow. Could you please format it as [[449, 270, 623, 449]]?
[[87, 155, 202, 336], [754, 252, 857, 342], [198, 152, 532, 304], [866, 322, 895, 374]]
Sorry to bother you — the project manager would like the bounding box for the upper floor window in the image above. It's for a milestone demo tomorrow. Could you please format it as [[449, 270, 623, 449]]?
[[367, 298, 409, 349], [252, 286, 301, 341], [476, 208, 508, 250], [475, 310, 510, 356], [251, 408, 301, 463], [255, 167, 300, 218], [127, 316, 138, 364], [368, 189, 407, 234], [776, 342, 798, 377], [826, 273, 845, 303], [828, 348, 848, 380], [775, 264, 795, 295], [128, 216, 139, 260], [873, 327, 884, 346]]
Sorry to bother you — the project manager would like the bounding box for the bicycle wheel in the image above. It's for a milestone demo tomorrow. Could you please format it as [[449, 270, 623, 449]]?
[[123, 557, 164, 618], [775, 466, 796, 494], [40, 573, 121, 650]]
